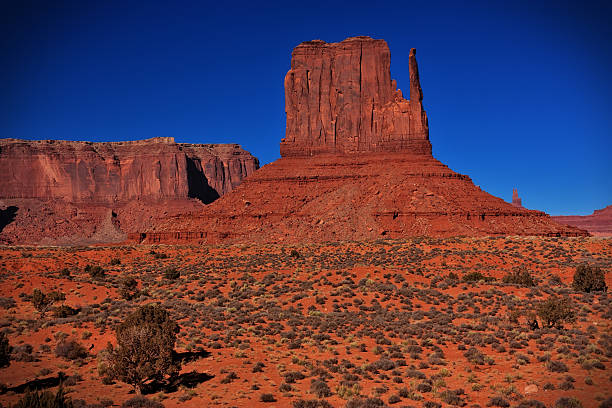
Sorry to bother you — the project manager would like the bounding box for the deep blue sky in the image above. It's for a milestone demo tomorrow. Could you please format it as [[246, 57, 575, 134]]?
[[2, 0, 610, 215]]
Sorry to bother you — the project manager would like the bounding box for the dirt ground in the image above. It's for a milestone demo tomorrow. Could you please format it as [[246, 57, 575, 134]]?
[[0, 236, 610, 407]]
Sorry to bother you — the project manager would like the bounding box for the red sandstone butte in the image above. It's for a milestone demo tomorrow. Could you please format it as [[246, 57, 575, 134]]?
[[281, 37, 430, 157], [553, 205, 612, 237], [511, 189, 523, 208], [133, 37, 586, 244], [0, 137, 258, 244]]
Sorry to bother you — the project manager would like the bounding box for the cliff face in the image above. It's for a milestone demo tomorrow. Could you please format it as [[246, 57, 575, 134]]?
[[0, 137, 259, 244], [281, 37, 431, 157], [134, 37, 587, 244], [553, 206, 612, 237], [0, 137, 258, 204]]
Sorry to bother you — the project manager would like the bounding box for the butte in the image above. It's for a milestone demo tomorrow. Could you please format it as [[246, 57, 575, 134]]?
[[133, 36, 587, 244]]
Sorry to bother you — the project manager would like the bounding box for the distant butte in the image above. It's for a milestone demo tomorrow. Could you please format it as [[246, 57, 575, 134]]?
[[0, 137, 258, 245], [553, 205, 612, 237], [511, 189, 523, 208], [134, 36, 587, 244]]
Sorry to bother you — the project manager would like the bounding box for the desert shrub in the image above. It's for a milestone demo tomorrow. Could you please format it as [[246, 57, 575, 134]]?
[[110, 258, 121, 266], [0, 331, 10, 367], [599, 398, 612, 408], [109, 304, 180, 394], [11, 343, 35, 362], [252, 361, 265, 372], [32, 289, 65, 317], [260, 393, 276, 402], [345, 397, 385, 408], [439, 389, 465, 406], [85, 264, 105, 279], [487, 396, 510, 407], [53, 305, 79, 318], [388, 394, 401, 404], [290, 249, 300, 258], [120, 396, 164, 408], [292, 400, 333, 408], [464, 347, 486, 365], [11, 387, 73, 408], [554, 397, 583, 408], [463, 272, 494, 283], [546, 360, 568, 372], [0, 296, 16, 309], [416, 382, 432, 393], [572, 264, 607, 293], [503, 267, 535, 287], [119, 276, 139, 300], [220, 372, 238, 384], [284, 371, 306, 383], [310, 378, 331, 398], [55, 339, 88, 360], [163, 268, 180, 280], [536, 296, 575, 329]]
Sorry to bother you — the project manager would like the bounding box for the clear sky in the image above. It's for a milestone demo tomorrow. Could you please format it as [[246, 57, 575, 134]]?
[[2, 0, 610, 215]]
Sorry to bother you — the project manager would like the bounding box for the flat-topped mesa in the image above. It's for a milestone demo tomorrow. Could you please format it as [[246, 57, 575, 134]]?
[[0, 138, 259, 204], [280, 36, 431, 157]]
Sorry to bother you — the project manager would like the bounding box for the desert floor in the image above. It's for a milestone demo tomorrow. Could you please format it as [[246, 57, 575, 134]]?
[[0, 236, 610, 407]]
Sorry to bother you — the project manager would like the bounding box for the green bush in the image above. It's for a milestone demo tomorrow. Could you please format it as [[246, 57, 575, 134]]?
[[53, 305, 78, 318], [502, 266, 535, 286], [55, 339, 88, 360], [120, 396, 164, 408], [109, 305, 180, 394], [536, 297, 575, 329], [163, 268, 180, 280], [85, 264, 105, 279], [554, 397, 583, 408], [32, 289, 65, 317], [462, 272, 495, 283], [119, 276, 139, 300], [572, 264, 607, 292]]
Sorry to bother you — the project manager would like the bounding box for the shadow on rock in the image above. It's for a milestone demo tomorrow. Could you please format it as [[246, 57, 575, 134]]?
[[0, 206, 18, 233]]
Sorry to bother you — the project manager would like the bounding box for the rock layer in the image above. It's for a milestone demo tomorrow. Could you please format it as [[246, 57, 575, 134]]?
[[0, 137, 258, 204], [134, 36, 585, 244], [281, 37, 431, 157], [0, 137, 258, 244], [134, 152, 586, 244], [553, 206, 612, 237], [511, 189, 523, 208]]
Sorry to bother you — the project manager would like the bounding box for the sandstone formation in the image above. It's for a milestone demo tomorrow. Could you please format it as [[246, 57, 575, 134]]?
[[133, 37, 587, 244], [553, 205, 612, 237], [511, 189, 523, 208], [0, 137, 258, 244], [281, 37, 431, 157]]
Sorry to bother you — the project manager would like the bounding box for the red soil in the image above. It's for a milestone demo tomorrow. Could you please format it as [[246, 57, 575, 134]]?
[[0, 236, 610, 407]]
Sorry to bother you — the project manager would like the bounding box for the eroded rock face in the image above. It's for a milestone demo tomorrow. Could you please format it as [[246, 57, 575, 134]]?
[[512, 189, 523, 208], [553, 205, 612, 237], [133, 37, 586, 244], [0, 137, 259, 244], [281, 37, 431, 157], [0, 137, 258, 203], [135, 152, 588, 244]]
